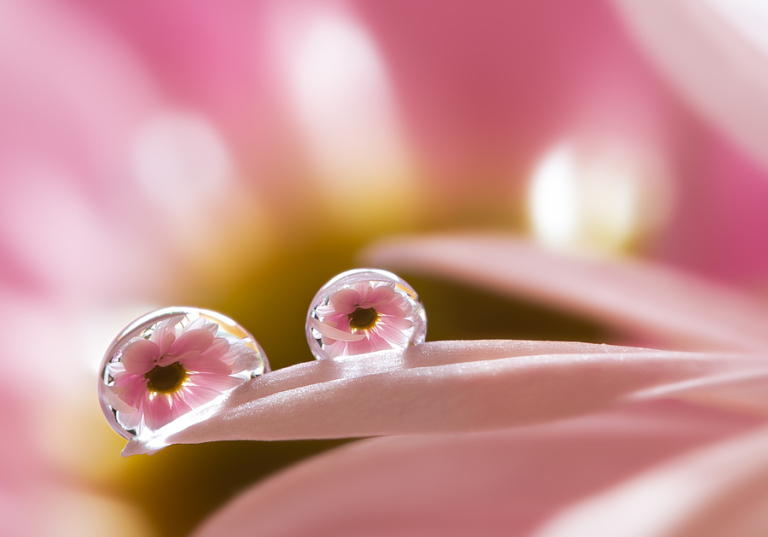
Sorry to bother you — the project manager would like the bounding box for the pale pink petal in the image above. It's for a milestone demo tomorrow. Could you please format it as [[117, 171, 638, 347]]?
[[309, 317, 366, 343], [631, 369, 768, 418], [197, 337, 230, 361], [150, 316, 183, 353], [116, 406, 143, 432], [374, 322, 411, 348], [346, 333, 388, 355], [365, 284, 396, 306], [167, 394, 194, 424], [611, 0, 768, 173], [188, 372, 243, 393], [184, 317, 218, 335], [375, 299, 409, 318], [533, 424, 768, 537], [322, 339, 349, 358], [191, 402, 764, 537], [180, 384, 224, 409], [119, 338, 159, 374], [181, 356, 232, 376], [112, 374, 147, 409], [379, 315, 414, 332], [157, 350, 199, 367], [168, 328, 215, 356], [366, 332, 395, 353], [361, 234, 768, 351], [322, 311, 351, 329], [219, 343, 260, 374], [121, 340, 766, 454], [330, 288, 362, 314], [143, 392, 174, 431]]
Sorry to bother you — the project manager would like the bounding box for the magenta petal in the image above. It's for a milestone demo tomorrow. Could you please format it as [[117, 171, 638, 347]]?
[[361, 234, 768, 351], [118, 340, 766, 454], [191, 403, 763, 537], [120, 338, 160, 375]]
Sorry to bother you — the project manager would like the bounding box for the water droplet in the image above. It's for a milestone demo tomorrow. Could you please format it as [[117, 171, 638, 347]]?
[[98, 307, 268, 442], [306, 268, 427, 359]]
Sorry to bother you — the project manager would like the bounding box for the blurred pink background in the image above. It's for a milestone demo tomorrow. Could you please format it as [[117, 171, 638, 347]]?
[[2, 0, 768, 535]]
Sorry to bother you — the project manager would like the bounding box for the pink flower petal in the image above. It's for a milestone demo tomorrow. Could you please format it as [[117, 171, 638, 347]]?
[[116, 406, 143, 432], [181, 355, 232, 376], [330, 288, 362, 314], [191, 402, 764, 537], [309, 317, 366, 343], [197, 337, 230, 361], [188, 372, 243, 393], [157, 350, 200, 367], [611, 0, 768, 173], [150, 316, 183, 353], [375, 299, 409, 318], [168, 327, 215, 356], [111, 373, 148, 409], [534, 424, 768, 537], [120, 338, 159, 375], [361, 234, 768, 351], [365, 284, 396, 306], [120, 340, 765, 455]]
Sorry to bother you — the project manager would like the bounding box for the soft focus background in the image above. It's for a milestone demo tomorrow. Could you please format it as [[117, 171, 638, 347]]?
[[2, 0, 768, 535]]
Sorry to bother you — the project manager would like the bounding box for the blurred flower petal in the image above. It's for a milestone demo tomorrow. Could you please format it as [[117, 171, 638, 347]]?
[[611, 0, 768, 172], [123, 340, 764, 455], [191, 402, 763, 537], [361, 234, 768, 351], [534, 424, 768, 537]]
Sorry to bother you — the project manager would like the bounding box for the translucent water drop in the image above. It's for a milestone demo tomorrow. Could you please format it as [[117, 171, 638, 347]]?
[[98, 307, 268, 442], [306, 268, 427, 359]]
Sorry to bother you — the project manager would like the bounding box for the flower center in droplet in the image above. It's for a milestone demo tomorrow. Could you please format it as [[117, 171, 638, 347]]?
[[145, 362, 187, 394], [348, 307, 379, 330]]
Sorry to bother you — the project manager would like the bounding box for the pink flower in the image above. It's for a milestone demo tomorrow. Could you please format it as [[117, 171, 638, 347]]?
[[106, 316, 249, 434], [119, 235, 768, 537], [311, 282, 417, 357]]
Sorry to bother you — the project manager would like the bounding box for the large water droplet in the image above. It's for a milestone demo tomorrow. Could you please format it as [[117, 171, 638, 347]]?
[[306, 268, 427, 359], [98, 307, 268, 444]]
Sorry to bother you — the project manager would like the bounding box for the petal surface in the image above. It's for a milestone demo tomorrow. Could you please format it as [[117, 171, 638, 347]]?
[[534, 424, 768, 537], [122, 340, 766, 454], [611, 0, 768, 173], [192, 402, 764, 537], [361, 234, 768, 351]]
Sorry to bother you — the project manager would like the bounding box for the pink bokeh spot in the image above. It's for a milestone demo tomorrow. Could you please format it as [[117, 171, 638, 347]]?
[[313, 282, 415, 357], [107, 316, 245, 432]]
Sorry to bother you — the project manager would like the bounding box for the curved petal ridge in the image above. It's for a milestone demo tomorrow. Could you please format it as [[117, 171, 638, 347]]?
[[533, 424, 768, 537], [361, 234, 768, 351], [122, 340, 763, 455]]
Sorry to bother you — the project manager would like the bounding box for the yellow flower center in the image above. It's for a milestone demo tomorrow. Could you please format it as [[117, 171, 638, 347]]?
[[348, 307, 379, 330], [145, 362, 187, 394]]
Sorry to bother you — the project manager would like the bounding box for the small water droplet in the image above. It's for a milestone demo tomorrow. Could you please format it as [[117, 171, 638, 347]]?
[[98, 307, 268, 443], [306, 268, 427, 359]]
